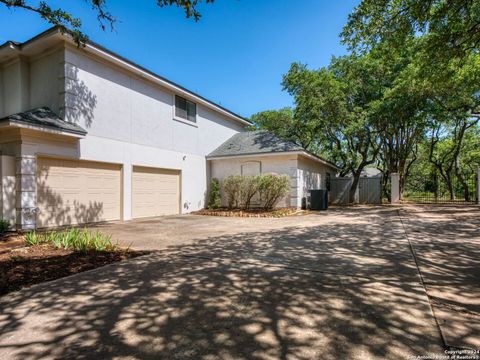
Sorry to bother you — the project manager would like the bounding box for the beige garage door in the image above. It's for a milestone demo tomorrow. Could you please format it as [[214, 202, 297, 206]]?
[[37, 157, 122, 228], [132, 166, 180, 218]]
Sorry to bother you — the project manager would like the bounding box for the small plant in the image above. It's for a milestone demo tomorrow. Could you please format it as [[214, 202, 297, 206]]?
[[207, 178, 221, 209], [223, 175, 243, 209], [25, 231, 47, 246], [24, 228, 117, 252], [258, 174, 290, 210], [0, 219, 10, 234]]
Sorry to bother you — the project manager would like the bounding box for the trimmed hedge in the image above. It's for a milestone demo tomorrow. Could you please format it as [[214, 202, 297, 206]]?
[[222, 173, 290, 210]]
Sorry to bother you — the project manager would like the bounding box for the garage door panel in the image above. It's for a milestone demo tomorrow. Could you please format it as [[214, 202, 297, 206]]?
[[132, 166, 180, 218], [37, 158, 122, 228]]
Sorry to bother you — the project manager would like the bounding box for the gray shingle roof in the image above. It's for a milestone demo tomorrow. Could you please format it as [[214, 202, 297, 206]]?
[[208, 130, 305, 158], [0, 107, 87, 136], [208, 130, 339, 170]]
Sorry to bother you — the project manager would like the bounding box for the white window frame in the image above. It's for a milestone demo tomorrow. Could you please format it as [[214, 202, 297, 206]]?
[[172, 94, 198, 127]]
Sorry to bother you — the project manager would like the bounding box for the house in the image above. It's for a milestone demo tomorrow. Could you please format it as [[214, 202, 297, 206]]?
[[208, 130, 338, 208], [0, 27, 335, 230]]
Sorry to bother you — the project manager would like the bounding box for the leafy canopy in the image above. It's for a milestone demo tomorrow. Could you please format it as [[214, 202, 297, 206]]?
[[342, 0, 480, 59], [0, 0, 215, 44]]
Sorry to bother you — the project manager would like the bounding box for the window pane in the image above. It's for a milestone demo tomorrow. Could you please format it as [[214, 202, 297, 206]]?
[[186, 101, 196, 122], [175, 96, 187, 120]]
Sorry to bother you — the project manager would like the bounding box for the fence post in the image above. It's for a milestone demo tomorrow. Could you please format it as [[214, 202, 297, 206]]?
[[477, 168, 480, 205], [391, 173, 400, 204]]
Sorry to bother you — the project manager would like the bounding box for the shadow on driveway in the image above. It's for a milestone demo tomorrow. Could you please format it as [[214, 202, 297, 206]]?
[[399, 205, 480, 350], [0, 207, 444, 360]]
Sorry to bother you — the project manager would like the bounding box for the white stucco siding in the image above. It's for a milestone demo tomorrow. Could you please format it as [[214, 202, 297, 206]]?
[[63, 47, 244, 156], [0, 50, 62, 118], [297, 156, 335, 204], [0, 68, 3, 116], [210, 155, 299, 208], [16, 132, 208, 220], [1, 61, 25, 117], [29, 50, 62, 113]]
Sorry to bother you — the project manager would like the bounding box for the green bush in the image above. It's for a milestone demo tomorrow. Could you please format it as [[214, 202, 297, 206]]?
[[24, 228, 117, 252], [0, 219, 10, 234], [258, 174, 290, 210], [223, 175, 243, 209], [240, 175, 261, 210], [207, 178, 221, 209], [222, 173, 290, 210]]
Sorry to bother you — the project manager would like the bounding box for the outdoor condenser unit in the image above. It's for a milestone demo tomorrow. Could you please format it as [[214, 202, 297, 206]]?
[[309, 190, 329, 210]]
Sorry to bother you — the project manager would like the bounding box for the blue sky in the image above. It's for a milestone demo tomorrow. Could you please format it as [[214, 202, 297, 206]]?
[[0, 0, 359, 118]]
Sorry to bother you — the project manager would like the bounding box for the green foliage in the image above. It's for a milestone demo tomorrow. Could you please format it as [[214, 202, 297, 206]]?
[[25, 231, 49, 246], [222, 175, 243, 209], [0, 219, 10, 234], [239, 175, 261, 210], [207, 178, 221, 209], [0, 0, 215, 45], [258, 174, 290, 210], [222, 174, 290, 210], [250, 108, 319, 151], [24, 228, 117, 252], [342, 0, 480, 61]]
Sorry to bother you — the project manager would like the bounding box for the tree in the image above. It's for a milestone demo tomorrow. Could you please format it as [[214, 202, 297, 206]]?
[[250, 108, 323, 152], [0, 0, 215, 44], [342, 0, 480, 60], [370, 41, 430, 198], [428, 116, 480, 201], [280, 54, 386, 203]]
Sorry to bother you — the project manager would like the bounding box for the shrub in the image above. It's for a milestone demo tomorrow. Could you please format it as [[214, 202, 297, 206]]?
[[222, 175, 243, 209], [25, 231, 48, 246], [207, 178, 221, 209], [0, 219, 10, 234], [240, 175, 261, 210], [222, 173, 290, 210], [258, 174, 290, 210], [24, 228, 117, 252]]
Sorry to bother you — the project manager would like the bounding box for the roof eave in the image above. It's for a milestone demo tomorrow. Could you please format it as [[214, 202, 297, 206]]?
[[207, 150, 339, 170], [0, 120, 86, 138], [1, 26, 251, 127]]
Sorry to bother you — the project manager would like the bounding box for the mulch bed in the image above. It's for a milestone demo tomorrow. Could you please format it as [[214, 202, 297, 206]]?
[[194, 207, 300, 218], [0, 242, 147, 296]]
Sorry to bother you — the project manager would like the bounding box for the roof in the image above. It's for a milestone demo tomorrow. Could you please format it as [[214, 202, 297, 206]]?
[[0, 107, 87, 136], [207, 130, 338, 169], [208, 130, 304, 157], [0, 27, 251, 127]]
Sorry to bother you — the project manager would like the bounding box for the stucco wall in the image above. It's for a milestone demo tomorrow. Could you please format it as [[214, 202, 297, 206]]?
[[30, 50, 62, 113], [62, 47, 244, 156], [0, 44, 248, 225], [297, 156, 335, 203], [209, 155, 299, 208], [0, 49, 62, 118], [0, 67, 3, 116]]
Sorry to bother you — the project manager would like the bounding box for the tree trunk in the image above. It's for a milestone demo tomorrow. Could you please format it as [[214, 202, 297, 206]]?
[[349, 170, 362, 203]]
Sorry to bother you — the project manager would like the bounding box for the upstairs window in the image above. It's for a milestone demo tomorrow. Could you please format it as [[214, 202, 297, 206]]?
[[175, 95, 196, 123]]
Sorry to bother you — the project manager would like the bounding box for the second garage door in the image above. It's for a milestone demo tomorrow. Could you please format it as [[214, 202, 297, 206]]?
[[132, 166, 180, 218]]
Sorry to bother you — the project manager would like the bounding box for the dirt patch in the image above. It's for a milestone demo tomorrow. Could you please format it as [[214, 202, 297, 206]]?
[[194, 207, 300, 218], [0, 232, 25, 253], [0, 244, 148, 296]]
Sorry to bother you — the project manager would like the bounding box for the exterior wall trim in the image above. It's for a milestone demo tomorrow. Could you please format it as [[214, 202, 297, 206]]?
[[208, 151, 339, 171]]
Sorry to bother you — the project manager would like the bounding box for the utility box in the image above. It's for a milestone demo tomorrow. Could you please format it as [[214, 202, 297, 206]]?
[[309, 189, 328, 210]]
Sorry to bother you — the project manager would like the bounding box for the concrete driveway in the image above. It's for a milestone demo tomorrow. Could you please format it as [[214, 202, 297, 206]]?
[[0, 206, 478, 359]]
